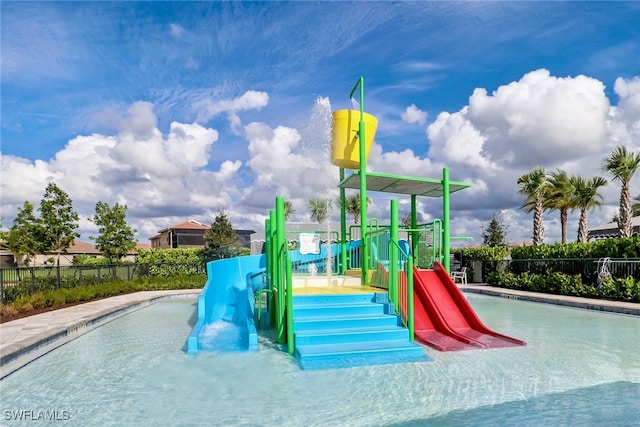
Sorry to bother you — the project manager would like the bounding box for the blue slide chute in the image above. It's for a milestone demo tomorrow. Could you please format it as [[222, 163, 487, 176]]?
[[187, 254, 266, 355]]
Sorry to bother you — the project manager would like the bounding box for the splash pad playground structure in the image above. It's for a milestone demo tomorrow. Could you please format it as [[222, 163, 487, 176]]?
[[187, 78, 525, 369]]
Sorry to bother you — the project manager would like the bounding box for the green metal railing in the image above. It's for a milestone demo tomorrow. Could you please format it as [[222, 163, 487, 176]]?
[[265, 196, 295, 355]]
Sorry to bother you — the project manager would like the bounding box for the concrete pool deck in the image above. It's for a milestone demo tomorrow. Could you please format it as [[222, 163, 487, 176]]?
[[0, 290, 201, 379], [1, 286, 638, 379]]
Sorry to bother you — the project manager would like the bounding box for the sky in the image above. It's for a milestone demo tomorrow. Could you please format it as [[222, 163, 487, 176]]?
[[1, 1, 640, 247]]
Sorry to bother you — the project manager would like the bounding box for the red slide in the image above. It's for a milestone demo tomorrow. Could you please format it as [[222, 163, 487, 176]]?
[[412, 262, 526, 351]]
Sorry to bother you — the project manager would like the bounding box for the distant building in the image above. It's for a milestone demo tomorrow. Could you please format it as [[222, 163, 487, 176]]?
[[149, 220, 210, 249], [2, 240, 150, 267], [148, 219, 255, 249], [587, 216, 640, 240]]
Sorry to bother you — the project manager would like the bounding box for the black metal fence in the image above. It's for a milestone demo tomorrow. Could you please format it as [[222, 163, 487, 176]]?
[[462, 258, 640, 284], [0, 262, 206, 304]]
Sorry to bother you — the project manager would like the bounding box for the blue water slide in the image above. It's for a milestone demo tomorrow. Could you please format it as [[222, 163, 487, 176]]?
[[187, 254, 267, 355], [289, 240, 362, 272]]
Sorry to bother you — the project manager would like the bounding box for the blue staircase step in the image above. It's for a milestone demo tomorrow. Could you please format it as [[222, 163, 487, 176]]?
[[296, 339, 425, 357], [294, 326, 410, 346], [295, 340, 428, 370], [292, 293, 376, 306], [291, 293, 431, 370], [293, 315, 399, 332], [293, 303, 385, 318]]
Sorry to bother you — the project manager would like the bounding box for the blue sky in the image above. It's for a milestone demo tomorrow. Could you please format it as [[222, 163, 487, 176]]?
[[2, 1, 640, 245]]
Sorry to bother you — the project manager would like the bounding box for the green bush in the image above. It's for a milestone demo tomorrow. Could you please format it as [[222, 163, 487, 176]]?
[[486, 270, 639, 302], [510, 236, 640, 260], [30, 292, 46, 309]]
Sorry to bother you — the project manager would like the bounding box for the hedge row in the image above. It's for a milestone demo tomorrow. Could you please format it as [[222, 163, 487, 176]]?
[[1, 274, 205, 318], [487, 270, 640, 302], [510, 236, 640, 259]]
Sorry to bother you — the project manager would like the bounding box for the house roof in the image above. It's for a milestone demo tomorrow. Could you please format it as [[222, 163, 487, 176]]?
[[587, 216, 640, 239], [66, 240, 101, 254], [157, 219, 210, 233]]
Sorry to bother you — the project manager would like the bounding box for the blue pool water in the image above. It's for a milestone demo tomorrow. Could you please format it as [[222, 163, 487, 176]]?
[[1, 294, 639, 426]]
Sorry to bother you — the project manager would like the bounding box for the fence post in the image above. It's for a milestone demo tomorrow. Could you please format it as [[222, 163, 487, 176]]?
[[0, 268, 4, 305]]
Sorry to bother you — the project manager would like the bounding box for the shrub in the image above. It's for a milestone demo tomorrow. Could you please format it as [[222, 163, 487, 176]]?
[[30, 293, 46, 309], [0, 304, 19, 317], [486, 269, 639, 302]]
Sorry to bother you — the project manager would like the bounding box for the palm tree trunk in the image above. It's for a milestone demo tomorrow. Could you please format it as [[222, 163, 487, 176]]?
[[578, 208, 589, 243], [533, 199, 544, 245], [560, 207, 568, 243], [620, 183, 632, 238]]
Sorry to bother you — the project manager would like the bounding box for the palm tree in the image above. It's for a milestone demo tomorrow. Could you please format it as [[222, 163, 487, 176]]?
[[308, 198, 332, 224], [601, 146, 640, 238], [283, 200, 295, 220], [345, 193, 371, 224], [570, 175, 607, 242], [517, 167, 548, 246], [545, 169, 575, 244], [633, 195, 640, 217]]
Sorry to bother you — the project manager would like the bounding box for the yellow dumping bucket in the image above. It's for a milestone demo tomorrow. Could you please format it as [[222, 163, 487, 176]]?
[[331, 109, 378, 169]]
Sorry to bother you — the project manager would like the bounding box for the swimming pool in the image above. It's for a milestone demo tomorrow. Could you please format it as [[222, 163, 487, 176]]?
[[1, 294, 638, 426]]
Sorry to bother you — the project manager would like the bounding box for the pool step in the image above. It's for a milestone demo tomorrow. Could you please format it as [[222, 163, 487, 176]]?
[[292, 293, 430, 370]]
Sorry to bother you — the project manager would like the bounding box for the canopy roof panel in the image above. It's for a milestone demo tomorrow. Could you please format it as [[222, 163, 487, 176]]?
[[338, 171, 471, 197]]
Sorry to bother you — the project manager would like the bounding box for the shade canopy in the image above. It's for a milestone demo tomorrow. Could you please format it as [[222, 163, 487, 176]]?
[[338, 171, 471, 197]]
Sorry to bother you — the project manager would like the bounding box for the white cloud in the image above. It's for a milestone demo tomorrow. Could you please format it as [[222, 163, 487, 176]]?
[[194, 90, 269, 124], [612, 76, 640, 144], [401, 104, 428, 125], [1, 103, 229, 241], [3, 70, 640, 247], [466, 69, 610, 169], [170, 23, 186, 37]]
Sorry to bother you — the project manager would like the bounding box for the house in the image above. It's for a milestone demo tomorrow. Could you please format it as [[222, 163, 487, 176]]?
[[149, 220, 210, 249], [587, 216, 640, 240], [148, 219, 255, 249], [6, 240, 153, 267]]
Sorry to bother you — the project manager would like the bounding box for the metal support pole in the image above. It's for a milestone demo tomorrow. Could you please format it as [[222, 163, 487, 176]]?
[[411, 194, 418, 259], [275, 198, 287, 344], [390, 199, 399, 306], [340, 167, 347, 273], [442, 167, 451, 273], [350, 77, 368, 286]]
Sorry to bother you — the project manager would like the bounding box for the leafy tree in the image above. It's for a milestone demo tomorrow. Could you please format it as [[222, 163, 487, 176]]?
[[90, 201, 137, 263], [517, 167, 548, 246], [308, 198, 332, 224], [38, 182, 80, 265], [545, 170, 575, 243], [481, 211, 509, 247], [601, 146, 640, 238], [204, 209, 239, 259], [283, 200, 295, 220], [570, 175, 607, 243], [401, 212, 412, 227], [7, 201, 43, 266], [345, 193, 371, 224]]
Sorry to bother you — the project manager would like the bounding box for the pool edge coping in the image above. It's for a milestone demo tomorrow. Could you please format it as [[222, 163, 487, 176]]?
[[460, 284, 640, 316], [0, 290, 200, 379]]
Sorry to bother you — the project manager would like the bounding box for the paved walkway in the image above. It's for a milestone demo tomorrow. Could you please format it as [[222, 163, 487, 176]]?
[[1, 286, 638, 379], [0, 290, 200, 378], [460, 284, 640, 316]]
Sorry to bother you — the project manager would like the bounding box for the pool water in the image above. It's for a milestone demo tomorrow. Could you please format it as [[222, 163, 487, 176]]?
[[1, 295, 639, 426]]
